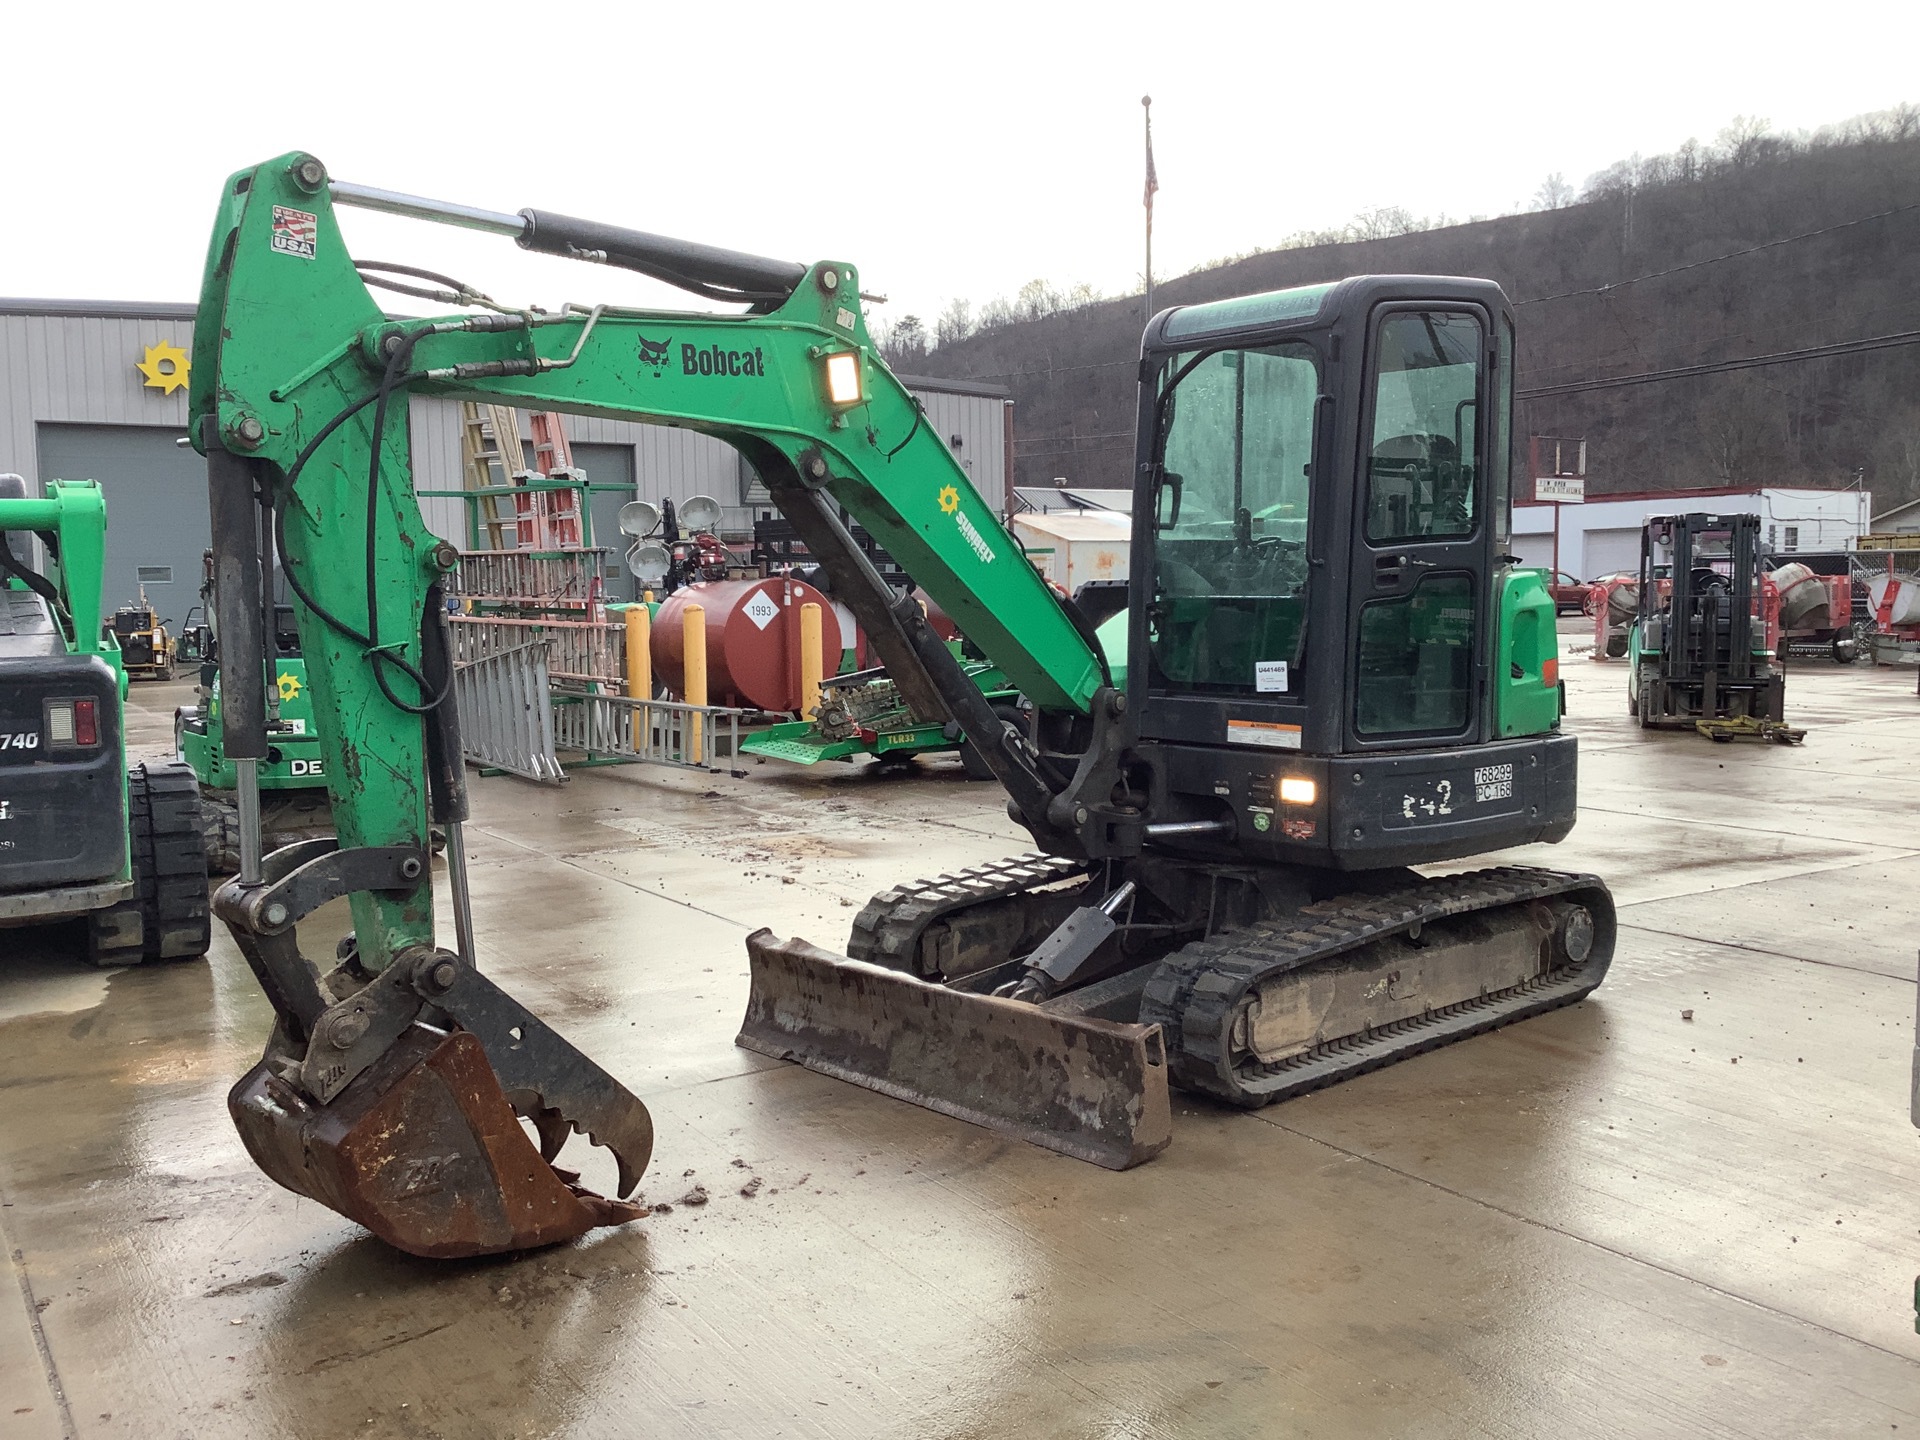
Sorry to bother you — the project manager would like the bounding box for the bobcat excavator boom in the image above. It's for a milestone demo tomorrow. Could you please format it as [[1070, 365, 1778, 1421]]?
[[197, 155, 1614, 1253]]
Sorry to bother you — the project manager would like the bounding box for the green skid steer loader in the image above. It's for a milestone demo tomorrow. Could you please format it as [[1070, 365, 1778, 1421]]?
[[0, 476, 212, 965]]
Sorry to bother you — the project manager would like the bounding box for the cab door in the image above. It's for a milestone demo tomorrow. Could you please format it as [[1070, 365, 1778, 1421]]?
[[1346, 306, 1493, 748]]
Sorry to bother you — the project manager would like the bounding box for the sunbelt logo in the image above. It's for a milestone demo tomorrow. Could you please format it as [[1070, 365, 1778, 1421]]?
[[938, 485, 994, 565]]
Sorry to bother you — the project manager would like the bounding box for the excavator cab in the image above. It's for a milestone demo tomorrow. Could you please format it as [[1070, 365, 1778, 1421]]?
[[1120, 280, 1569, 867]]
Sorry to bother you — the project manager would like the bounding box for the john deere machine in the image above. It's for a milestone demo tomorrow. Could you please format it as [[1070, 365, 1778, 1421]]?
[[0, 477, 211, 965], [177, 561, 331, 871], [192, 153, 1612, 1258]]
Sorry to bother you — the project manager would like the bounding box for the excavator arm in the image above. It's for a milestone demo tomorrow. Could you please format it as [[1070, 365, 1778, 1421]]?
[[195, 154, 1111, 849], [192, 153, 1150, 1254]]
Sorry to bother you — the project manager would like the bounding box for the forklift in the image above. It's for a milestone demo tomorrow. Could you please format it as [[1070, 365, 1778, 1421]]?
[[1627, 512, 1804, 743]]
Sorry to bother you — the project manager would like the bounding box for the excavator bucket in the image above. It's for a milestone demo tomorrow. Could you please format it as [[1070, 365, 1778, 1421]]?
[[230, 1026, 650, 1259], [737, 930, 1172, 1170]]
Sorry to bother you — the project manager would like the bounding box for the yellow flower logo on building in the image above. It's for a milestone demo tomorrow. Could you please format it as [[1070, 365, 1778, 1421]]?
[[277, 672, 302, 702], [136, 341, 191, 396], [937, 485, 960, 514]]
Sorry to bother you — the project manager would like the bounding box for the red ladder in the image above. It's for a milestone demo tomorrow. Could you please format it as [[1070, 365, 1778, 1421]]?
[[519, 411, 584, 548]]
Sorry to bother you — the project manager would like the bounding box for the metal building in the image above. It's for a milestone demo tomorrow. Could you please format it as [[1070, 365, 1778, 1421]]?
[[0, 299, 1012, 612]]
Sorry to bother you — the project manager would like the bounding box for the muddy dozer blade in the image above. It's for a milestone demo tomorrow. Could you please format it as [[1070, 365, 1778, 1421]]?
[[737, 930, 1171, 1170], [230, 1026, 649, 1259]]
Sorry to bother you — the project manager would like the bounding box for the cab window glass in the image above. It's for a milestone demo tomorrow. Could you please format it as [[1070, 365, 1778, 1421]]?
[[1366, 312, 1483, 542], [1149, 343, 1319, 696]]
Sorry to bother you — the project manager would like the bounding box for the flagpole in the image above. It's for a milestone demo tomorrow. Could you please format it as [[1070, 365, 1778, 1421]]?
[[1142, 95, 1155, 326]]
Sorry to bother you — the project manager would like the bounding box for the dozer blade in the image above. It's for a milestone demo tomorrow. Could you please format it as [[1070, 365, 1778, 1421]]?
[[230, 1026, 649, 1259], [737, 929, 1171, 1170]]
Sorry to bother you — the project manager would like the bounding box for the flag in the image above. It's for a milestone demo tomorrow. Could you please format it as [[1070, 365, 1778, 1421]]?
[[1144, 115, 1158, 214]]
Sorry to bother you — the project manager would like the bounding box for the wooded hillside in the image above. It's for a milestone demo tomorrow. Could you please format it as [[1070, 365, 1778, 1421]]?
[[910, 116, 1920, 510]]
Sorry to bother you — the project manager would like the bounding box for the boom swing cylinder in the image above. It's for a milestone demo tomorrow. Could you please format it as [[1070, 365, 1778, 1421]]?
[[197, 154, 1615, 1254]]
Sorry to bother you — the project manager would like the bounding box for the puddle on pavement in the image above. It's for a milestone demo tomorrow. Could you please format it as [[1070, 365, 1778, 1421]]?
[[0, 932, 112, 1020]]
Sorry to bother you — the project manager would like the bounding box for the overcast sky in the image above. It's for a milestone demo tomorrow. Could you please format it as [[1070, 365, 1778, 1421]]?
[[4, 1, 1915, 328]]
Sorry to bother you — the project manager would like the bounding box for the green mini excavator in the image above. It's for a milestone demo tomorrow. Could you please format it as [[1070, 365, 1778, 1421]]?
[[194, 153, 1613, 1257]]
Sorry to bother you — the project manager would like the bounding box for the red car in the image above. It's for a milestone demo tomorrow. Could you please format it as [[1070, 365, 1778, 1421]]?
[[1544, 570, 1594, 615]]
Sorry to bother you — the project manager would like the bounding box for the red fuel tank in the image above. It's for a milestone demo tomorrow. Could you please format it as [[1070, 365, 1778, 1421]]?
[[653, 578, 842, 713]]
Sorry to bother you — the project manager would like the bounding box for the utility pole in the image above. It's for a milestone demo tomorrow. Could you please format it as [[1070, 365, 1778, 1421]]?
[[1142, 95, 1157, 327]]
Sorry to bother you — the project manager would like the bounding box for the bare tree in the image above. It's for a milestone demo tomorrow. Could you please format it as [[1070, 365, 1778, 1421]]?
[[934, 297, 974, 349], [1717, 115, 1777, 169], [1016, 279, 1064, 321], [1345, 206, 1422, 241], [1674, 137, 1701, 181], [878, 314, 927, 369], [1696, 380, 1775, 482], [1535, 173, 1574, 209]]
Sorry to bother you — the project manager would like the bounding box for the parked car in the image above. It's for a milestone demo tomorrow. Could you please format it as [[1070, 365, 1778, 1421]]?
[[1544, 570, 1594, 615]]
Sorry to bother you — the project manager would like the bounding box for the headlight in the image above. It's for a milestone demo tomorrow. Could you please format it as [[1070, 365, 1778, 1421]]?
[[824, 352, 863, 406], [1278, 776, 1316, 806]]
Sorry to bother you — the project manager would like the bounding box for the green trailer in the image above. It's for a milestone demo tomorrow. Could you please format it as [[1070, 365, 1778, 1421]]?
[[0, 477, 211, 965], [742, 654, 1020, 776]]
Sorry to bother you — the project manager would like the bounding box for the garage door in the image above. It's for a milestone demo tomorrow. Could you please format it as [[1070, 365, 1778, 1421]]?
[[574, 443, 637, 603], [1581, 527, 1643, 579], [1510, 533, 1556, 570], [37, 423, 209, 627]]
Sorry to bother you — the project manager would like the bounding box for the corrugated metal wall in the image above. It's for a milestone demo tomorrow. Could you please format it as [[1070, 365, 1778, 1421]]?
[[0, 311, 1013, 551], [915, 390, 1007, 509], [0, 312, 196, 480]]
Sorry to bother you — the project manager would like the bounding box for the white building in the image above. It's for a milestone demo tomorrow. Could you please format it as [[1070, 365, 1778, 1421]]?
[[1513, 485, 1871, 579]]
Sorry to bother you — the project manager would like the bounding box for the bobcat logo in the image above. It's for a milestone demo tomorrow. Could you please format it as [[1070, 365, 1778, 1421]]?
[[637, 335, 674, 376]]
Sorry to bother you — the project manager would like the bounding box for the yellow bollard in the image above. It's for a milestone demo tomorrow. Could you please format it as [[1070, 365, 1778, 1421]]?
[[683, 603, 707, 764], [799, 602, 823, 724], [624, 604, 651, 752]]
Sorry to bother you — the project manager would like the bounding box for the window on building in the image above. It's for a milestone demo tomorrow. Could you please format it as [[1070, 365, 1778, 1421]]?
[[1783, 526, 1799, 551]]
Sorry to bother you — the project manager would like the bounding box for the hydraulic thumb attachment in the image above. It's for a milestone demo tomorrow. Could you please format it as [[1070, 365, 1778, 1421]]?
[[219, 840, 654, 1257]]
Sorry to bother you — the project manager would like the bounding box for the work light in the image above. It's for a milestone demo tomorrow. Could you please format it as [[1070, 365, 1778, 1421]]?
[[824, 352, 863, 406]]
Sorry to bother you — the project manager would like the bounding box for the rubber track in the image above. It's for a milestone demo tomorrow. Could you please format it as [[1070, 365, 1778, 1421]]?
[[1138, 866, 1613, 1107], [846, 852, 1092, 978], [135, 763, 211, 960]]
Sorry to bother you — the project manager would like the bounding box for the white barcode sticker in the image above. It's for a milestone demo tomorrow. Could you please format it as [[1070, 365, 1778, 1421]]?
[[1255, 660, 1289, 692]]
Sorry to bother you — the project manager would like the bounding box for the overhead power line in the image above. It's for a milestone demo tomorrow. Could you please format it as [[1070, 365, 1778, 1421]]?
[[1517, 328, 1920, 399]]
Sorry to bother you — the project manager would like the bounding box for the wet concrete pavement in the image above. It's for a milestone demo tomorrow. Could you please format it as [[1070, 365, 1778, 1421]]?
[[2, 657, 1917, 1438]]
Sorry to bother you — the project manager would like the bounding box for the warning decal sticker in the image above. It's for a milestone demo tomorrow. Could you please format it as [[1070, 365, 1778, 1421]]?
[[1226, 720, 1302, 750], [743, 592, 779, 630]]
